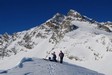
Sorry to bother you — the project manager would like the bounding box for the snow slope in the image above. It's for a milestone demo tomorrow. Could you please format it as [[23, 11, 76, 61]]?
[[0, 58, 104, 75]]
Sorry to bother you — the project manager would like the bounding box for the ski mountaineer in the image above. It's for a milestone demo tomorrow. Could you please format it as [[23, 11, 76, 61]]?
[[59, 51, 64, 63]]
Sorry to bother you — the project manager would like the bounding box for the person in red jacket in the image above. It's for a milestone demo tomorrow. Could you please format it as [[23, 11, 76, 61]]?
[[59, 51, 64, 63]]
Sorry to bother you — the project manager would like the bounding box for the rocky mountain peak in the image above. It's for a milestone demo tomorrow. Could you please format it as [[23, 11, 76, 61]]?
[[66, 9, 97, 24], [51, 13, 65, 24], [67, 9, 81, 18]]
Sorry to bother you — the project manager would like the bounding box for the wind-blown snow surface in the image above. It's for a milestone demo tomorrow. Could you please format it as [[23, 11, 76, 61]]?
[[0, 10, 112, 75], [0, 58, 104, 75]]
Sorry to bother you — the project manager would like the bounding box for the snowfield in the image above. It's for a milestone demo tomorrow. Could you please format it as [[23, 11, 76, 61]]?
[[0, 58, 104, 75]]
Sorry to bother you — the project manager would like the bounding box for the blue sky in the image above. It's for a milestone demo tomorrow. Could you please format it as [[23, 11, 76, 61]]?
[[0, 0, 112, 34]]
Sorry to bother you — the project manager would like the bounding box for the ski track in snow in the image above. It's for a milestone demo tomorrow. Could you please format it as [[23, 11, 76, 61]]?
[[48, 63, 54, 75]]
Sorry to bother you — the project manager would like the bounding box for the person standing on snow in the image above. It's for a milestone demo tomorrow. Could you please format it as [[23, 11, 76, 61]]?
[[59, 51, 64, 63]]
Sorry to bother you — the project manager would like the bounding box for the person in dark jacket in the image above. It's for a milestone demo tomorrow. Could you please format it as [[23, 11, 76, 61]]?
[[59, 51, 64, 63], [51, 52, 57, 62]]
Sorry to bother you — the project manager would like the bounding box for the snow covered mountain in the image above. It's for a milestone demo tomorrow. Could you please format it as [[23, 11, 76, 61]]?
[[0, 9, 112, 75]]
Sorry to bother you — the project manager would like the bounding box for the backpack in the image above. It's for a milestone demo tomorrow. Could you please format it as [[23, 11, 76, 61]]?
[[59, 53, 64, 58]]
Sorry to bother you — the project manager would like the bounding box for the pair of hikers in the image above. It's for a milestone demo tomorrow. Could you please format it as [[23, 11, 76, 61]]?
[[49, 51, 64, 63]]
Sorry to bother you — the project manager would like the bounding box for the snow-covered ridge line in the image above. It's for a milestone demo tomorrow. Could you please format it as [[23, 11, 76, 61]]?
[[0, 58, 104, 75]]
